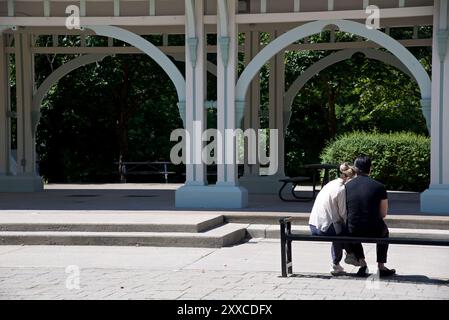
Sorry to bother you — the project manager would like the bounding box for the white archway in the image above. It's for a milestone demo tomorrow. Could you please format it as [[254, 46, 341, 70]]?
[[283, 48, 419, 132], [31, 54, 108, 134], [86, 25, 187, 125], [235, 19, 432, 128]]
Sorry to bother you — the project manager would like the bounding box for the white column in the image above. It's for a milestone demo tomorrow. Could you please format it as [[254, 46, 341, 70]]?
[[240, 30, 285, 194], [242, 31, 260, 177], [0, 33, 10, 175], [175, 0, 247, 208], [3, 32, 43, 192], [268, 30, 285, 178], [15, 33, 35, 175], [184, 0, 206, 186], [216, 0, 238, 186], [421, 0, 449, 214]]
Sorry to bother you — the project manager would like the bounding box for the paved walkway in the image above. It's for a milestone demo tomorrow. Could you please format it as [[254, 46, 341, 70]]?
[[1, 239, 448, 300]]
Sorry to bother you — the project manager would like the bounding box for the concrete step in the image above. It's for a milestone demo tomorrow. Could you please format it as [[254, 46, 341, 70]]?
[[0, 213, 224, 233], [247, 224, 449, 241], [0, 223, 249, 248], [225, 213, 449, 230]]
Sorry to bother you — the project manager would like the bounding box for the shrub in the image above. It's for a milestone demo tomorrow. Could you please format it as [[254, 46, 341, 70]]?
[[320, 132, 430, 191]]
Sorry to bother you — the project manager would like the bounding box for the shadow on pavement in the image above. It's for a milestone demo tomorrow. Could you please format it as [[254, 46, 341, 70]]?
[[0, 187, 422, 214], [288, 273, 449, 285]]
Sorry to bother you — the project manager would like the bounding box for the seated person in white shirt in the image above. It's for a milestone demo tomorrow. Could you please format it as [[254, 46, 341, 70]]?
[[308, 163, 358, 275]]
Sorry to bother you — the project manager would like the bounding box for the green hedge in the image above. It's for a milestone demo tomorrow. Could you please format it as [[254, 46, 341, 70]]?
[[320, 132, 430, 191]]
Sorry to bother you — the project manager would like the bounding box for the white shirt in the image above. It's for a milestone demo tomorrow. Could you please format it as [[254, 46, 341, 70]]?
[[308, 178, 347, 234]]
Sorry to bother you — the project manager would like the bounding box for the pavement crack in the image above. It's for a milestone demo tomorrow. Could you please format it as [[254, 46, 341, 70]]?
[[179, 249, 218, 271]]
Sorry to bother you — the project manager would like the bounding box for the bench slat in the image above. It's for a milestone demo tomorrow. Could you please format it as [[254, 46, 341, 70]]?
[[286, 234, 449, 246]]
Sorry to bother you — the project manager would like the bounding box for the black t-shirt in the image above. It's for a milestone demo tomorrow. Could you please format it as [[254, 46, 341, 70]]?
[[345, 175, 388, 234]]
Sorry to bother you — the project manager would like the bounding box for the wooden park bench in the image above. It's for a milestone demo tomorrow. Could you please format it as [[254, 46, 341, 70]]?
[[279, 217, 449, 277]]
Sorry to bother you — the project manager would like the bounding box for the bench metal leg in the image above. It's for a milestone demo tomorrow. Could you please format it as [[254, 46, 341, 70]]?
[[286, 221, 293, 275], [280, 219, 288, 277]]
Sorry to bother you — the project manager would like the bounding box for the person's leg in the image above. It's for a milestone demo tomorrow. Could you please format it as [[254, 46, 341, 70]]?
[[349, 243, 366, 262], [346, 229, 367, 274], [325, 225, 343, 265], [376, 222, 395, 277], [376, 223, 389, 265], [310, 224, 344, 274], [338, 225, 352, 255], [309, 224, 322, 236]]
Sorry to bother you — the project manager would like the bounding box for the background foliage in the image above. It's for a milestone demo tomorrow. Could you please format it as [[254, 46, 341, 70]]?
[[23, 28, 432, 189], [321, 132, 430, 191]]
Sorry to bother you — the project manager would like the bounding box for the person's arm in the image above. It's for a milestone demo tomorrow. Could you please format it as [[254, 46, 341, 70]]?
[[380, 199, 388, 218], [337, 187, 347, 223], [379, 185, 388, 218]]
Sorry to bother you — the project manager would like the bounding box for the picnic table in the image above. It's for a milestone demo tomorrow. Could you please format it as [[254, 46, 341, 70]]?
[[278, 163, 339, 202], [301, 163, 340, 191], [116, 161, 175, 183]]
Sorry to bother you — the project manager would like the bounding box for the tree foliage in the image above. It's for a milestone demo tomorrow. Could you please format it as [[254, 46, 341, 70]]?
[[26, 28, 432, 187]]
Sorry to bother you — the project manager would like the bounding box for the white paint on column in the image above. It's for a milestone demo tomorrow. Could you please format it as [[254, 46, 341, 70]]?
[[114, 0, 120, 17], [149, 0, 156, 16], [243, 31, 260, 177], [217, 0, 238, 185], [275, 33, 285, 177], [80, 0, 86, 17], [268, 31, 285, 176], [399, 0, 405, 8], [80, 34, 86, 47], [184, 0, 206, 185], [0, 35, 11, 174], [15, 34, 35, 174], [7, 0, 14, 16], [260, 0, 267, 13], [328, 0, 334, 11], [440, 0, 449, 183], [294, 0, 300, 12], [440, 0, 448, 29], [413, 26, 418, 39], [43, 0, 51, 17], [193, 0, 206, 184], [243, 32, 251, 176], [429, 1, 449, 184], [363, 0, 369, 9]]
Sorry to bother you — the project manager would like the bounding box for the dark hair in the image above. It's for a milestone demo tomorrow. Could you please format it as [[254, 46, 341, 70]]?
[[354, 155, 372, 175]]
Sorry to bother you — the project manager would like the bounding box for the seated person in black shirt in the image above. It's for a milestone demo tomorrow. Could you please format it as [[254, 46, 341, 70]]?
[[345, 155, 396, 277]]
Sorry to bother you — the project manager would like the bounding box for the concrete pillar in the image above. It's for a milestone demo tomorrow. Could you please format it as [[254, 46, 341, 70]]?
[[0, 32, 43, 192], [421, 0, 449, 214]]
